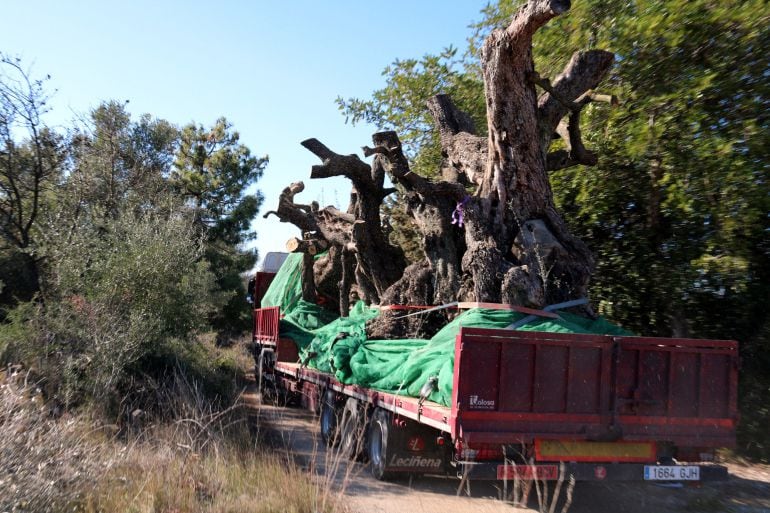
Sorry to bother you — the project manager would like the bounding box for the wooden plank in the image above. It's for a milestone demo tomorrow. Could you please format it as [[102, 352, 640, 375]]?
[[374, 304, 436, 311], [457, 302, 559, 318]]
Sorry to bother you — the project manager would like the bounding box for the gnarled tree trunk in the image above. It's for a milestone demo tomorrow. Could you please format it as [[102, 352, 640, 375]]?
[[467, 0, 613, 307], [266, 0, 615, 331]]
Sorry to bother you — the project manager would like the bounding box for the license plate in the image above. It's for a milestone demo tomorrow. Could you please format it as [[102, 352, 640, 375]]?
[[644, 465, 700, 481], [497, 464, 559, 481]]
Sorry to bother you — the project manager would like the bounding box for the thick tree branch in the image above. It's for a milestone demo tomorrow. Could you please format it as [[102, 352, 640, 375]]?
[[301, 252, 316, 302], [364, 130, 467, 305], [537, 49, 614, 149], [545, 110, 598, 171], [302, 138, 371, 184], [366, 130, 466, 200], [561, 111, 596, 165], [300, 136, 406, 305], [426, 95, 487, 185], [262, 181, 319, 233], [339, 249, 353, 316], [426, 94, 476, 138], [319, 206, 355, 224]]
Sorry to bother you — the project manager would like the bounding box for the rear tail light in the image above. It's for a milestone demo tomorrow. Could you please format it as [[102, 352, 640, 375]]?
[[458, 445, 503, 461]]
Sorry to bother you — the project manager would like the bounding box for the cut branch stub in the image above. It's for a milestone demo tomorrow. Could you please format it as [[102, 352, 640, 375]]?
[[301, 138, 372, 184], [286, 237, 327, 255]]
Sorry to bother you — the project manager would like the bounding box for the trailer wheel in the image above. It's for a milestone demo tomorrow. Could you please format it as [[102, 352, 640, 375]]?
[[369, 408, 395, 480], [257, 348, 276, 403], [320, 389, 338, 447], [339, 397, 366, 460]]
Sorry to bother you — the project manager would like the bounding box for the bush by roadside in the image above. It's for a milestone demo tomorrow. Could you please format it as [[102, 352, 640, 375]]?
[[0, 209, 233, 418], [0, 350, 336, 513]]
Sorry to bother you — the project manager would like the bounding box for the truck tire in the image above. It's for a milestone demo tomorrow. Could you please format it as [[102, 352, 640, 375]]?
[[368, 408, 395, 480], [257, 348, 276, 404], [339, 397, 366, 460], [320, 389, 338, 447]]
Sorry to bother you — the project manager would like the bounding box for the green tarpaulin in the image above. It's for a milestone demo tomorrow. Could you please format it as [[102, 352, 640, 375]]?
[[260, 254, 632, 407], [260, 252, 339, 350]]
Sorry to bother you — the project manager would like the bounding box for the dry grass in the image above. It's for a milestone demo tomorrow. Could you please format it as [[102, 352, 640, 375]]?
[[0, 369, 110, 512], [498, 454, 575, 513], [0, 364, 339, 513], [82, 434, 324, 513]]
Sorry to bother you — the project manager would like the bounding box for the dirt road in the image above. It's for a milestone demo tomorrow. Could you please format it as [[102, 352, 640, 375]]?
[[244, 382, 770, 513]]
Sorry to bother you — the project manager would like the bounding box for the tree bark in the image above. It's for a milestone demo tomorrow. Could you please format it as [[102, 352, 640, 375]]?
[[301, 252, 316, 303], [265, 0, 616, 316], [470, 0, 613, 307], [426, 95, 486, 185], [366, 131, 467, 305], [339, 249, 354, 316], [294, 139, 407, 306]]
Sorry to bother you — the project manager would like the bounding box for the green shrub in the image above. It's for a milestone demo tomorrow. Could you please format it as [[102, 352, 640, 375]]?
[[0, 208, 233, 414]]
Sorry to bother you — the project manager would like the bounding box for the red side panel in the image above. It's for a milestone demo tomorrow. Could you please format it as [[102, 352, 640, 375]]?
[[253, 272, 276, 307], [276, 337, 299, 363], [614, 337, 738, 446], [452, 329, 613, 443], [253, 306, 280, 346], [451, 328, 738, 448]]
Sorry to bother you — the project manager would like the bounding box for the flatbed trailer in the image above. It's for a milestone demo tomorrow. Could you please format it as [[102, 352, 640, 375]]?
[[252, 305, 739, 484]]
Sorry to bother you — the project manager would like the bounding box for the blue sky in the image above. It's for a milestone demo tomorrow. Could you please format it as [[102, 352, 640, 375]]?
[[1, 1, 488, 265]]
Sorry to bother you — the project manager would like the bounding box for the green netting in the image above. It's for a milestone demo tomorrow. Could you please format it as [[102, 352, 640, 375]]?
[[260, 252, 340, 350], [264, 254, 633, 407], [298, 304, 632, 407], [280, 299, 340, 350], [260, 253, 304, 311]]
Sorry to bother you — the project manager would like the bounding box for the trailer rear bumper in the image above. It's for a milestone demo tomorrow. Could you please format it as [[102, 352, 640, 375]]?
[[457, 461, 729, 482]]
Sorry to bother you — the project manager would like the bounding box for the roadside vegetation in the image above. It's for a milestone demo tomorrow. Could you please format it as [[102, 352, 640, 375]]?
[[1, 0, 769, 509], [0, 55, 333, 512], [0, 350, 333, 513]]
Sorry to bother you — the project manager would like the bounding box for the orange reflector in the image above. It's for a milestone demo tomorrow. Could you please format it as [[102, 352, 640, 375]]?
[[535, 439, 656, 463]]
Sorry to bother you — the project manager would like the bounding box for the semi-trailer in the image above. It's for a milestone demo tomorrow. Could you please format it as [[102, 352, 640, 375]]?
[[250, 272, 738, 485]]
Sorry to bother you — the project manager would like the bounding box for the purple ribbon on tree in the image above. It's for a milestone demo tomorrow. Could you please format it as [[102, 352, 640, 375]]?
[[451, 196, 470, 228]]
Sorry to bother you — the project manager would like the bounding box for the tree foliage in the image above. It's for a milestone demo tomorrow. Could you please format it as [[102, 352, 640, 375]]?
[[2, 210, 227, 408], [0, 61, 266, 413], [173, 118, 267, 245], [67, 101, 179, 218], [173, 118, 268, 329], [0, 55, 65, 304]]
